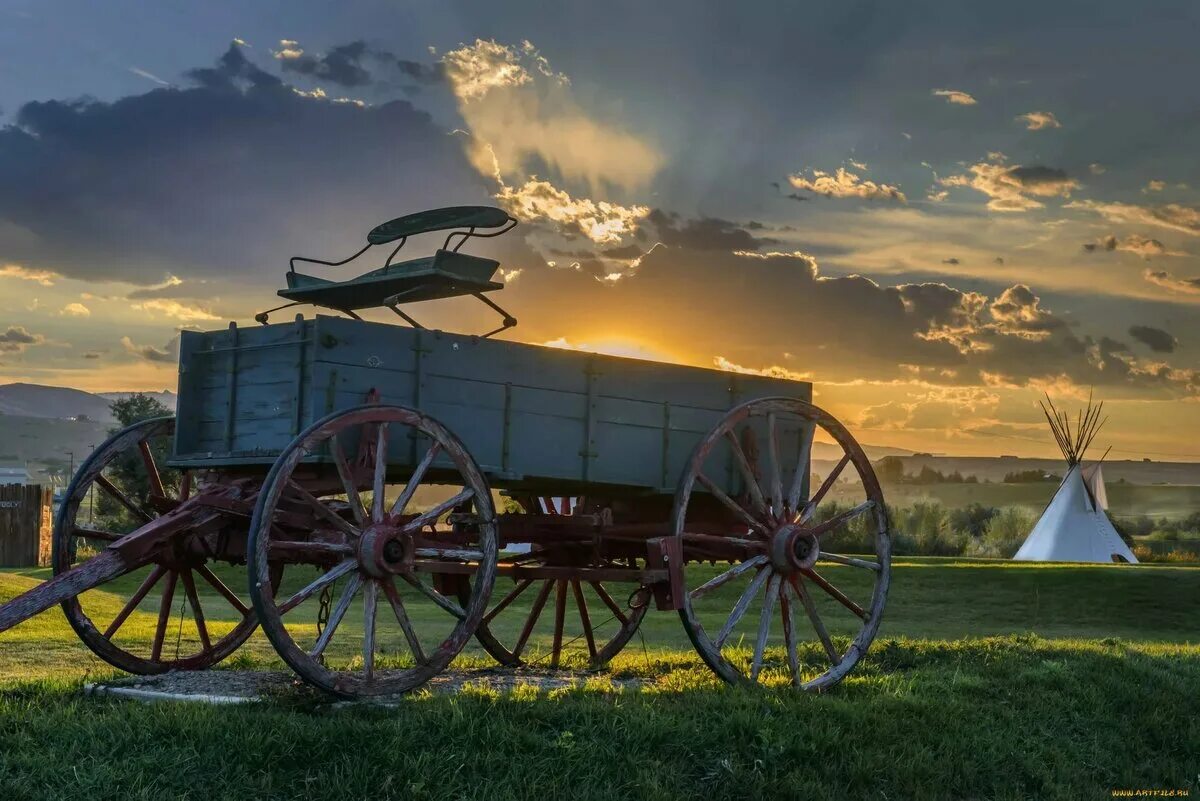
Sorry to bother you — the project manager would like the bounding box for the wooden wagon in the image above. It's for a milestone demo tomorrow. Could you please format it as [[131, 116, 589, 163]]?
[[0, 207, 892, 697]]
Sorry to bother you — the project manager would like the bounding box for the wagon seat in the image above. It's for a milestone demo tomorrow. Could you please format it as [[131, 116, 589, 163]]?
[[258, 205, 518, 334]]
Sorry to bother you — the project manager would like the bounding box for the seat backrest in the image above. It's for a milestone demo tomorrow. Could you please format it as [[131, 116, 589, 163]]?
[[368, 206, 513, 245]]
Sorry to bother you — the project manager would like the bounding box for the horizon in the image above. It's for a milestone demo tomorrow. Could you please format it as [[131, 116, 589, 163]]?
[[2, 2, 1199, 462]]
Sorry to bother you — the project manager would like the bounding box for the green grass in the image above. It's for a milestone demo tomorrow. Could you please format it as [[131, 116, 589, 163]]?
[[1, 559, 1198, 800]]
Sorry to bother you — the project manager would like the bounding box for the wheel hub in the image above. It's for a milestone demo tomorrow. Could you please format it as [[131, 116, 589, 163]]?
[[769, 523, 818, 573], [358, 524, 411, 576]]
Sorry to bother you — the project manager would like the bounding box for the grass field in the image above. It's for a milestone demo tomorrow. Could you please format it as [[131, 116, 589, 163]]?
[[1, 559, 1198, 799]]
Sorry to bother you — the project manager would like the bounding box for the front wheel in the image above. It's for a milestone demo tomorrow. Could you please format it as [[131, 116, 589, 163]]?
[[671, 397, 891, 690], [247, 404, 498, 697]]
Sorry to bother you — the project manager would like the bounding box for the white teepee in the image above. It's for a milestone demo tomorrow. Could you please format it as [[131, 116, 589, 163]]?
[[1013, 395, 1138, 564]]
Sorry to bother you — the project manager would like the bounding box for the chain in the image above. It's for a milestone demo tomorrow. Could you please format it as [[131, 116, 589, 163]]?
[[315, 584, 333, 665]]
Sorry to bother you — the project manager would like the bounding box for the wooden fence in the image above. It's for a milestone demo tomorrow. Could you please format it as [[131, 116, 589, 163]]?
[[0, 484, 53, 567]]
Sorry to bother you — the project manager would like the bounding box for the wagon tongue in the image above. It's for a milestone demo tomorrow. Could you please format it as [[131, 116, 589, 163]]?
[[0, 505, 203, 634]]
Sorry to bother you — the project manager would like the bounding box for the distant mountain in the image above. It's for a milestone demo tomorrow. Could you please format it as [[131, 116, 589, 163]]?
[[0, 383, 116, 422], [97, 390, 177, 412]]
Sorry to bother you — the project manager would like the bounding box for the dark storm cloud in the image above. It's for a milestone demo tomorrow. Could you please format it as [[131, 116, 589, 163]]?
[[0, 45, 493, 285], [647, 210, 777, 251], [395, 59, 446, 85], [942, 257, 960, 265], [1129, 325, 1178, 353], [1006, 165, 1071, 187], [0, 326, 43, 352], [279, 41, 373, 87]]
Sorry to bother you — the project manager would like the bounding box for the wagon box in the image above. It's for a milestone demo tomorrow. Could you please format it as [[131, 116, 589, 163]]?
[[0, 205, 892, 697], [172, 315, 814, 496]]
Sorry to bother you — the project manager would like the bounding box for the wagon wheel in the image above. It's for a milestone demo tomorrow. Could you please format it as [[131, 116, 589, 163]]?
[[52, 417, 263, 674], [672, 397, 891, 690], [465, 496, 649, 669], [247, 404, 498, 697]]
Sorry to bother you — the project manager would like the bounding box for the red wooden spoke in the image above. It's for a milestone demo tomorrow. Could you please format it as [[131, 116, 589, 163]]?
[[195, 563, 252, 616], [137, 439, 166, 499], [588, 581, 629, 626], [483, 578, 534, 624], [806, 500, 874, 540], [798, 454, 851, 523], [150, 570, 179, 662], [716, 566, 771, 648], [371, 423, 388, 523], [400, 488, 474, 533], [785, 421, 815, 517], [399, 573, 466, 619], [779, 580, 800, 685], [818, 551, 881, 571], [383, 578, 425, 663], [801, 568, 867, 620], [389, 442, 442, 517], [571, 578, 597, 660], [689, 556, 768, 600], [512, 579, 554, 660], [310, 573, 361, 658], [94, 474, 153, 523], [751, 572, 781, 681], [329, 433, 367, 527], [269, 540, 356, 560], [284, 480, 360, 539], [791, 575, 840, 665], [766, 412, 784, 520], [179, 470, 193, 501], [696, 473, 769, 536], [180, 569, 211, 650], [550, 580, 568, 668], [103, 565, 166, 639], [362, 580, 378, 679], [724, 430, 769, 519], [70, 525, 122, 543]]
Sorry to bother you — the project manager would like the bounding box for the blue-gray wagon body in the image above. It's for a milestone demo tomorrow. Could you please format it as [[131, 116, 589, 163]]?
[[171, 315, 812, 495]]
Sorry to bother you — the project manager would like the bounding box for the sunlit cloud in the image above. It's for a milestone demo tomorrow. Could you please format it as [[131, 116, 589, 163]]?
[[940, 161, 1078, 212], [787, 168, 906, 202], [442, 39, 661, 192], [713, 356, 811, 382], [1066, 199, 1200, 235], [1082, 234, 1184, 259], [132, 298, 219, 321], [59, 302, 90, 317], [0, 264, 60, 286], [120, 334, 179, 363], [496, 177, 649, 244], [1143, 268, 1200, 296], [1015, 111, 1061, 130], [1143, 179, 1166, 193], [932, 88, 977, 105]]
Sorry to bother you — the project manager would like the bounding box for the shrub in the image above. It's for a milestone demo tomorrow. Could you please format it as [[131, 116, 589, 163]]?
[[968, 507, 1034, 558]]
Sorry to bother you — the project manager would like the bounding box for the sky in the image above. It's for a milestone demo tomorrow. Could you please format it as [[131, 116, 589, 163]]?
[[1, 0, 1199, 460]]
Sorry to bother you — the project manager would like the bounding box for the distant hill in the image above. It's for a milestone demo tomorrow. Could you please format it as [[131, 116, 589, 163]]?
[[0, 383, 116, 422]]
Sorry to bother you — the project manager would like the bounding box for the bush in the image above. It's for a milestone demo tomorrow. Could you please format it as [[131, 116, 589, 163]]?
[[967, 507, 1034, 558], [949, 503, 999, 539], [893, 502, 966, 556]]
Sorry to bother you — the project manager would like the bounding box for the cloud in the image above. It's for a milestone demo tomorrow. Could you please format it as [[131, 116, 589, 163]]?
[[713, 356, 810, 382], [932, 89, 977, 105], [787, 168, 906, 202], [129, 67, 170, 87], [940, 161, 1078, 211], [132, 298, 219, 321], [0, 326, 44, 353], [0, 264, 59, 286], [1015, 111, 1061, 130], [1066, 200, 1200, 236], [496, 177, 648, 245], [1082, 233, 1183, 259], [120, 334, 179, 363], [1143, 180, 1166, 193], [442, 39, 662, 192], [1089, 163, 1106, 175], [648, 210, 776, 252], [0, 44, 492, 285], [275, 40, 372, 87], [1129, 325, 1177, 353], [1143, 268, 1200, 296], [60, 302, 90, 317], [941, 257, 960, 265]]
